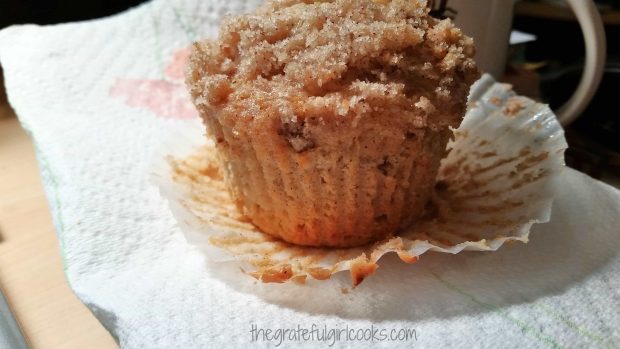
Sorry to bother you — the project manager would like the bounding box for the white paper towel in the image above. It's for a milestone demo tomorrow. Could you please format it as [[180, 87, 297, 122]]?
[[1, 1, 619, 348]]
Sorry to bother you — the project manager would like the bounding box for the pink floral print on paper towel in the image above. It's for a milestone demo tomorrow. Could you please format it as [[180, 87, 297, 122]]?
[[110, 47, 198, 120]]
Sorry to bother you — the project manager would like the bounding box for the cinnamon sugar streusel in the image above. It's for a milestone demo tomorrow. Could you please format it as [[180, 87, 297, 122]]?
[[186, 0, 479, 247]]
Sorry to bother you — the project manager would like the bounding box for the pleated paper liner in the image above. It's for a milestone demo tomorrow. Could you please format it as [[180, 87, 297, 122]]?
[[153, 74, 567, 286]]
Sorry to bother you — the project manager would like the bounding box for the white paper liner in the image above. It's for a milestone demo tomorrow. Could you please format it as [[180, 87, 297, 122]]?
[[152, 74, 567, 286]]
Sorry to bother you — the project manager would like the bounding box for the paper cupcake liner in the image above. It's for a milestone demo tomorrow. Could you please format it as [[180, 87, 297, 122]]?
[[152, 74, 567, 286]]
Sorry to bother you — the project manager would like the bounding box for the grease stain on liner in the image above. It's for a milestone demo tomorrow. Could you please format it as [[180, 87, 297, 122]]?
[[152, 75, 568, 286]]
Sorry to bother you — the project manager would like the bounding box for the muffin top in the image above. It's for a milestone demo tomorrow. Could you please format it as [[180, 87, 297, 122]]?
[[187, 0, 478, 146]]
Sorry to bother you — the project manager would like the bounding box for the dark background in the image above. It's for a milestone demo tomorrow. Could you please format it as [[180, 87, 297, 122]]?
[[0, 0, 148, 27]]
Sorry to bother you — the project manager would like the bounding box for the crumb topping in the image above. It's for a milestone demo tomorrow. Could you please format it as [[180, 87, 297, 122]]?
[[187, 0, 479, 142]]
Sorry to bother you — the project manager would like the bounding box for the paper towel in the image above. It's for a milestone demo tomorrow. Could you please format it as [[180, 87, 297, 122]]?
[[1, 0, 619, 347]]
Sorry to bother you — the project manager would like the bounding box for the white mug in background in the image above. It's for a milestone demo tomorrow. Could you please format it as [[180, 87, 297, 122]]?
[[430, 0, 607, 125]]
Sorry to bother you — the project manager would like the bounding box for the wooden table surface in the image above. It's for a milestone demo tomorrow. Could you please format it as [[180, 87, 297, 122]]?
[[0, 81, 117, 348]]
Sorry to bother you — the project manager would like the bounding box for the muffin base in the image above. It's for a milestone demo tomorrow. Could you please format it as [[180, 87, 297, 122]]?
[[205, 113, 451, 247]]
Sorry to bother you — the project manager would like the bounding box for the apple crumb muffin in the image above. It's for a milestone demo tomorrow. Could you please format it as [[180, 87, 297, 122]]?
[[186, 0, 479, 247]]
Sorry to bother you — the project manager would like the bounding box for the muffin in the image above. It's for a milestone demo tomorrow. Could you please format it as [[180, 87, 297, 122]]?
[[186, 0, 479, 247]]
